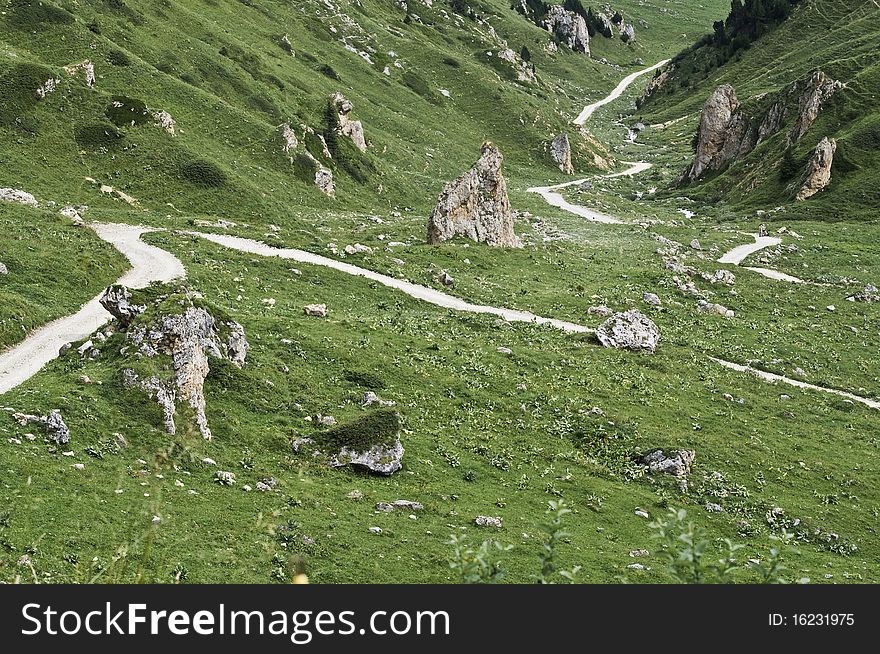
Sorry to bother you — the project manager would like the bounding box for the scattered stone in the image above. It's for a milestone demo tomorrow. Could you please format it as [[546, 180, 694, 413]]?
[[0, 262, 7, 275], [638, 449, 695, 477], [64, 60, 96, 87], [634, 509, 650, 519], [697, 300, 734, 318], [690, 239, 702, 250], [629, 549, 650, 558], [627, 563, 647, 570], [344, 243, 373, 256], [303, 303, 328, 317], [376, 500, 424, 512], [214, 471, 236, 486], [362, 392, 395, 408], [497, 346, 513, 355], [705, 502, 723, 513], [596, 310, 660, 353], [13, 409, 70, 445], [427, 142, 521, 248], [703, 269, 736, 285], [550, 133, 574, 175], [474, 516, 503, 528], [846, 285, 879, 303], [436, 271, 455, 286], [642, 292, 662, 306], [347, 489, 364, 500], [368, 527, 383, 534], [151, 110, 176, 135]]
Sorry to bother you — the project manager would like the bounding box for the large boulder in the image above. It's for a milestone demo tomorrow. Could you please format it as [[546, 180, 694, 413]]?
[[596, 310, 660, 353], [427, 142, 521, 247], [330, 92, 367, 152], [638, 449, 695, 477], [550, 133, 574, 174], [120, 289, 249, 440], [796, 136, 836, 201], [0, 188, 39, 207], [295, 409, 405, 476]]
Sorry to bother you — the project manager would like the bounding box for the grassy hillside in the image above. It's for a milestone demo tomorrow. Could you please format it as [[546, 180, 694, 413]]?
[[6, 1, 880, 586]]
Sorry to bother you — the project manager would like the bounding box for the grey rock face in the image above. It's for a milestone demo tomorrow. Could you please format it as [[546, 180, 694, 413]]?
[[796, 137, 836, 201], [550, 133, 574, 175], [639, 449, 695, 477], [99, 285, 146, 327], [789, 72, 842, 142], [427, 142, 521, 248], [697, 300, 735, 318], [637, 64, 675, 109], [596, 310, 660, 353]]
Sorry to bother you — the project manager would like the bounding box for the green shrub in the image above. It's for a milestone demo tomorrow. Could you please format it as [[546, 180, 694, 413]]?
[[179, 159, 227, 187], [107, 50, 132, 67], [342, 369, 385, 390], [106, 96, 150, 127], [0, 62, 56, 124], [317, 409, 400, 451], [74, 122, 125, 150]]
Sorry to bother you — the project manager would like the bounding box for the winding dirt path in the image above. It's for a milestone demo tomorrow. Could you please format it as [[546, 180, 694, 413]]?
[[573, 60, 670, 126], [0, 223, 185, 395], [181, 231, 591, 334], [526, 161, 651, 224], [718, 233, 805, 283]]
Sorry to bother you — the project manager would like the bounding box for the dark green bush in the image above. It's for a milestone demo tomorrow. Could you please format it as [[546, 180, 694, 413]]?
[[179, 159, 227, 187], [342, 369, 385, 390], [8, 0, 74, 29], [74, 122, 125, 150], [317, 409, 400, 451], [107, 49, 132, 66], [106, 96, 150, 127], [0, 62, 55, 125]]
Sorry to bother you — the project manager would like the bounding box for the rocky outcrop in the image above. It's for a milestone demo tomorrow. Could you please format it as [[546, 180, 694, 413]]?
[[0, 188, 39, 207], [596, 310, 660, 353], [119, 288, 249, 440], [279, 123, 298, 154], [684, 85, 742, 181], [330, 92, 367, 152], [295, 409, 405, 476], [638, 449, 695, 477], [789, 72, 841, 142], [427, 142, 520, 248], [497, 47, 536, 83], [796, 136, 836, 201], [550, 133, 574, 174], [543, 5, 590, 55], [315, 164, 335, 197], [516, 2, 589, 55], [151, 110, 176, 135], [682, 72, 841, 183]]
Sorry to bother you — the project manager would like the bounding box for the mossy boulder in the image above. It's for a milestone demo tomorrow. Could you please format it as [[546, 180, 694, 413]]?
[[298, 409, 405, 475]]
